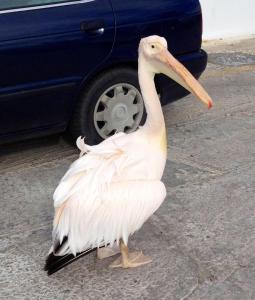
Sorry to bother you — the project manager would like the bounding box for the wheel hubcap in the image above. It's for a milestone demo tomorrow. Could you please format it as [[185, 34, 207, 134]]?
[[94, 83, 144, 139]]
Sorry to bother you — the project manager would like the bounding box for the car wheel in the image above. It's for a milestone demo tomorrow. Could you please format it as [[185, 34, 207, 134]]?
[[69, 68, 145, 145]]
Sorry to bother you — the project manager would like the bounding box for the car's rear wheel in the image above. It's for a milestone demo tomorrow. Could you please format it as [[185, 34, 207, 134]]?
[[69, 68, 145, 145]]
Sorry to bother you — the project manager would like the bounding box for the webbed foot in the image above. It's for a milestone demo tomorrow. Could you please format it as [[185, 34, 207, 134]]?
[[109, 250, 152, 268], [97, 245, 120, 259]]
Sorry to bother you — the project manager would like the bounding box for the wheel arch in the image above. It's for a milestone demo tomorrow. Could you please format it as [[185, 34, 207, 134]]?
[[79, 61, 138, 96], [67, 60, 144, 144]]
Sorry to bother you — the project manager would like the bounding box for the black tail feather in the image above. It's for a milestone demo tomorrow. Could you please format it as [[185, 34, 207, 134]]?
[[44, 248, 96, 275], [53, 235, 68, 254]]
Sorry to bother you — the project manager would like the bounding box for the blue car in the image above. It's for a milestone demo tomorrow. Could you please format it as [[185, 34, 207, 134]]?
[[0, 0, 207, 144]]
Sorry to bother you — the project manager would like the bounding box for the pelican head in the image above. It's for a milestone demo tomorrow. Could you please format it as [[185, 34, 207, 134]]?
[[139, 35, 213, 109]]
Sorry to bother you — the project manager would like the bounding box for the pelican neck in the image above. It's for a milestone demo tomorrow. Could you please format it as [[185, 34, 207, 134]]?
[[138, 59, 165, 132]]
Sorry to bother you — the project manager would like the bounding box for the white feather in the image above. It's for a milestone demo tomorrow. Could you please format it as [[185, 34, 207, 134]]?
[[52, 129, 167, 255]]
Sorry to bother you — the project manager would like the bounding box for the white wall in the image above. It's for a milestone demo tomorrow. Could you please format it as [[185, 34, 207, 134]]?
[[200, 0, 255, 40]]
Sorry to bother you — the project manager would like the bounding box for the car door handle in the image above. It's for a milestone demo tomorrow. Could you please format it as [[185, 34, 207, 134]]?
[[80, 20, 105, 35]]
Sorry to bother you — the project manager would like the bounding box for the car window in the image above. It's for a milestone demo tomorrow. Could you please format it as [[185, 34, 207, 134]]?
[[0, 0, 79, 11]]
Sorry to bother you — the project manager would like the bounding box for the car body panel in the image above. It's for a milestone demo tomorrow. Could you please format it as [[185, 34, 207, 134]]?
[[110, 0, 202, 59], [0, 0, 115, 136]]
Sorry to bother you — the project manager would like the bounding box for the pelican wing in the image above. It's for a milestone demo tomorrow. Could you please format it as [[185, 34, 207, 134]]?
[[53, 179, 166, 256], [53, 133, 127, 208], [51, 133, 166, 255]]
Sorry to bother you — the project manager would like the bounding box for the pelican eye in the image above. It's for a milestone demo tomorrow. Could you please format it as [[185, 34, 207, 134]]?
[[151, 44, 155, 49]]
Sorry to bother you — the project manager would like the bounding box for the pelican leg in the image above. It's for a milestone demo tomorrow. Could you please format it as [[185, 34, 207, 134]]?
[[97, 244, 120, 259], [109, 239, 152, 268]]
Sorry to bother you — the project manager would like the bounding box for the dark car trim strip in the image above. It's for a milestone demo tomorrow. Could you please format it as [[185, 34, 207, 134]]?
[[0, 82, 76, 101]]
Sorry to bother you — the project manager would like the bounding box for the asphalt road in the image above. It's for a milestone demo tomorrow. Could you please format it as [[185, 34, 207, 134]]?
[[1, 37, 255, 300]]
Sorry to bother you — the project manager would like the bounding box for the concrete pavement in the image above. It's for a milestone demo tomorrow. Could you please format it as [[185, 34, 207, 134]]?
[[1, 37, 255, 300]]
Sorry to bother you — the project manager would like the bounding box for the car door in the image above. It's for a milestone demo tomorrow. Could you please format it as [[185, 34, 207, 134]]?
[[0, 0, 114, 139]]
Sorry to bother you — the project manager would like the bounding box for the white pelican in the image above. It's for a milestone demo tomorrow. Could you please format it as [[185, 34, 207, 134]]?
[[45, 35, 212, 275]]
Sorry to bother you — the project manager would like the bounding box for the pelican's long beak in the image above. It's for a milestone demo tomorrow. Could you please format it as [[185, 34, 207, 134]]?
[[155, 50, 213, 109]]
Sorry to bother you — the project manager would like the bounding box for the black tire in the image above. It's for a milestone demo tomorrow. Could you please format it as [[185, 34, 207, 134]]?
[[69, 67, 145, 145]]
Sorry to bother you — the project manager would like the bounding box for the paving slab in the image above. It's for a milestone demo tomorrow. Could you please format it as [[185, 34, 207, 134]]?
[[1, 38, 255, 299]]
